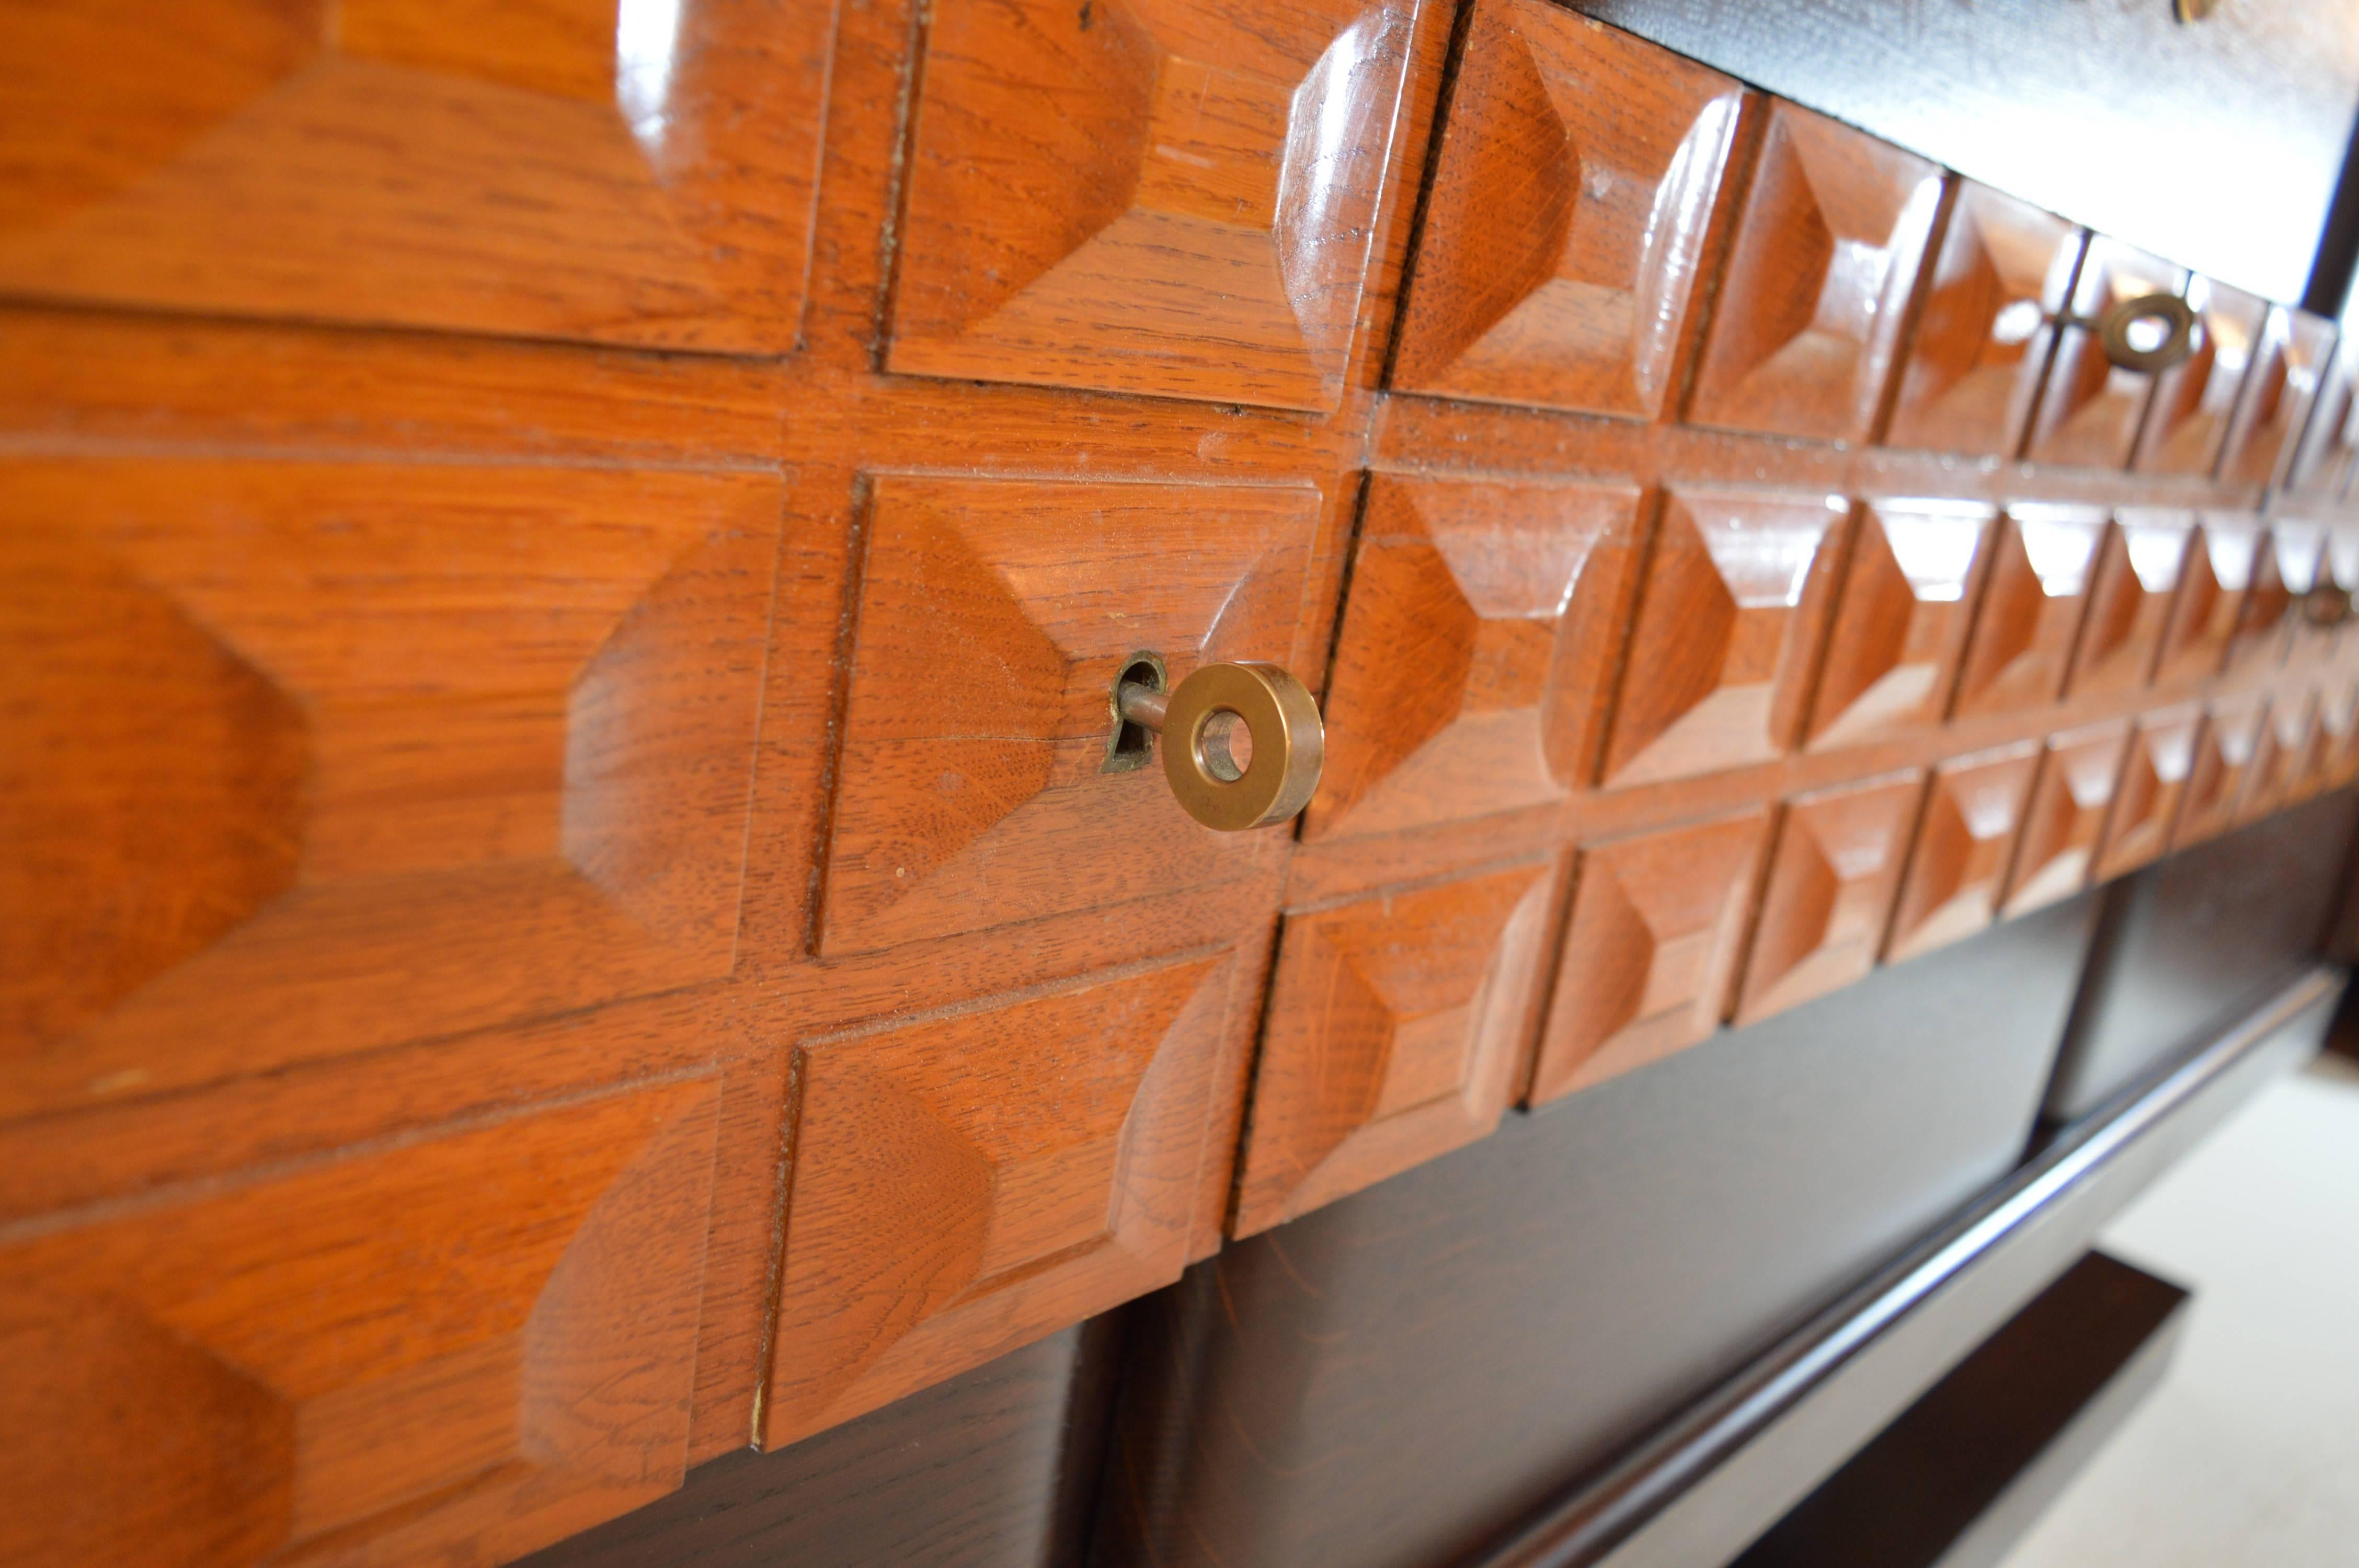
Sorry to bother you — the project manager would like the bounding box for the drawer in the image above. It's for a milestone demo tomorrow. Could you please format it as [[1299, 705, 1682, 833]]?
[[2155, 511, 2266, 684], [883, 0, 1416, 410], [0, 0, 833, 351], [2133, 276, 2269, 475], [1804, 498, 1994, 750], [1308, 474, 1642, 840], [2067, 509, 2192, 699], [1884, 740, 2041, 962], [3, 458, 776, 1119], [1732, 771, 1923, 1027], [815, 476, 1318, 955], [2023, 237, 2184, 469], [2172, 695, 2269, 848], [2220, 307, 2338, 487], [0, 1080, 720, 1568], [1687, 101, 1941, 443], [2000, 719, 2132, 916], [2093, 705, 2202, 881], [1390, 0, 1743, 418], [1951, 503, 2105, 719]]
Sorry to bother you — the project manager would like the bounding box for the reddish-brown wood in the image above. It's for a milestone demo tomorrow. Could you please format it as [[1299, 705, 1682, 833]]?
[[1231, 860, 1558, 1231], [1528, 806, 1770, 1102], [2067, 510, 2190, 699], [1804, 498, 1994, 750], [2000, 719, 2132, 915], [2266, 518, 2333, 678], [1883, 741, 2041, 962], [0, 1080, 721, 1568], [2155, 512, 2266, 686], [2134, 277, 2268, 476], [2239, 689, 2320, 824], [1881, 182, 2080, 457], [1952, 503, 2106, 719], [2222, 522, 2302, 679], [1732, 770, 1922, 1025], [2286, 336, 2359, 498], [1687, 101, 1941, 443], [2220, 308, 2337, 488], [0, 0, 837, 352], [883, 0, 1417, 411], [2175, 697, 2271, 847], [2023, 238, 2184, 469], [1599, 488, 1849, 786], [2092, 705, 2200, 880], [1307, 474, 1642, 839], [1390, 1, 1742, 418]]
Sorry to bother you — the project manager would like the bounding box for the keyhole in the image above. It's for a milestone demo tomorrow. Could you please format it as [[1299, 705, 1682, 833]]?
[[1197, 709, 1254, 782], [1104, 653, 1167, 773]]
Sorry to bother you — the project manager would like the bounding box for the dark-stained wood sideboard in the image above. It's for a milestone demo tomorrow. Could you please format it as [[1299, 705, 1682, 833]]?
[[6, 1, 2359, 1564]]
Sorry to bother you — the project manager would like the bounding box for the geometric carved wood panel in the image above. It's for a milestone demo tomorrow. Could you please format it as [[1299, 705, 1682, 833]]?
[[0, 1079, 720, 1568], [1951, 503, 2105, 720], [2023, 237, 2185, 469], [1528, 806, 1770, 1102], [765, 952, 1245, 1442], [1805, 498, 1993, 749], [2068, 509, 2191, 699], [885, 0, 1416, 410], [2222, 307, 2339, 488], [1600, 489, 1848, 786], [1732, 771, 1921, 1027], [1390, 0, 1741, 418], [2156, 512, 2266, 685], [1232, 861, 1557, 1232], [1308, 474, 1642, 838], [1687, 100, 1941, 444], [1883, 740, 2041, 963], [2093, 705, 2200, 880], [2000, 719, 2131, 916], [2134, 276, 2268, 476], [1882, 181, 2081, 458], [2174, 697, 2270, 848], [818, 476, 1318, 955], [2, 459, 777, 1120], [0, 0, 837, 351]]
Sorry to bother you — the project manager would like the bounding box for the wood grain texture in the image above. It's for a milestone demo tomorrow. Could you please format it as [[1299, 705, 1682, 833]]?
[[2000, 719, 2132, 916], [1952, 503, 2104, 720], [0, 0, 837, 352], [0, 1080, 720, 1568], [1231, 860, 1558, 1233], [2093, 705, 2201, 880], [2219, 308, 2337, 489], [2134, 276, 2268, 476], [1600, 488, 1849, 786], [1686, 100, 1941, 444], [1389, 0, 1742, 418], [1528, 806, 1770, 1102], [1805, 498, 1993, 749], [884, 0, 1417, 410], [2023, 238, 2184, 469], [1884, 741, 2041, 962], [2067, 509, 2189, 699], [1881, 181, 2080, 458], [1308, 473, 1641, 839], [1733, 770, 1922, 1025]]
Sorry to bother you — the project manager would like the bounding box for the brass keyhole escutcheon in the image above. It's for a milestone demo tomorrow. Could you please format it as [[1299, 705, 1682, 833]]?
[[1112, 660, 1324, 831], [2094, 292, 2201, 374]]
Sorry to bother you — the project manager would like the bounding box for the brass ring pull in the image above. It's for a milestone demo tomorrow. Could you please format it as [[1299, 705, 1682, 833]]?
[[2092, 293, 2201, 374], [1116, 661, 1323, 831], [2302, 584, 2355, 629]]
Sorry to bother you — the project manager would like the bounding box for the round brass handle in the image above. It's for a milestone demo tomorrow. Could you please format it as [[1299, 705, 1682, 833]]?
[[1117, 661, 1324, 832], [2093, 292, 2201, 374]]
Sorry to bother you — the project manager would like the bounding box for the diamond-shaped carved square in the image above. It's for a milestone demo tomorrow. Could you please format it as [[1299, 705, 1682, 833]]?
[[2024, 237, 2185, 469], [818, 476, 1316, 955], [0, 0, 835, 351], [1733, 770, 1921, 1027], [1686, 101, 1941, 443], [1529, 806, 1769, 1103], [2217, 521, 2307, 679], [2287, 336, 2359, 498], [2240, 690, 2319, 824], [885, 0, 1415, 411], [2314, 682, 2359, 792], [1308, 474, 1641, 839], [1884, 740, 2040, 963], [1805, 498, 1993, 750], [766, 952, 1245, 1440], [2001, 720, 2131, 916], [1952, 503, 2105, 720], [2271, 519, 2335, 678], [0, 1080, 719, 1568], [1389, 0, 1740, 418], [2174, 697, 2269, 849], [1231, 861, 1557, 1232], [1600, 488, 1848, 787], [2134, 276, 2269, 476], [4, 459, 776, 1120], [2154, 512, 2265, 686], [2093, 705, 2200, 881], [2067, 509, 2192, 699], [1883, 181, 2080, 457], [2221, 307, 2337, 488]]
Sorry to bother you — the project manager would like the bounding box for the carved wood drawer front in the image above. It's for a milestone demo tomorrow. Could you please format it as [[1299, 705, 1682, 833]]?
[[2270, 519, 2332, 675], [1231, 860, 1558, 1233], [1529, 806, 1770, 1103], [2024, 237, 2186, 469], [2000, 719, 2132, 916], [2288, 337, 2359, 499], [1599, 488, 1849, 787], [0, 0, 834, 351], [1308, 473, 1642, 839], [3, 458, 775, 1122], [1883, 740, 2041, 963], [1686, 100, 1941, 444], [816, 476, 1318, 956], [0, 1080, 721, 1568], [1732, 770, 1922, 1027], [1389, 0, 1741, 418], [2134, 277, 2269, 476], [2094, 705, 2201, 880], [2312, 681, 2359, 794], [766, 949, 1253, 1442], [2222, 521, 2305, 677], [1805, 497, 1994, 751], [2155, 512, 2265, 685], [1950, 502, 2105, 720], [884, 0, 1415, 410], [2242, 690, 2320, 823], [2220, 307, 2338, 487], [2175, 696, 2270, 847], [2067, 509, 2192, 700], [1882, 181, 2081, 458]]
